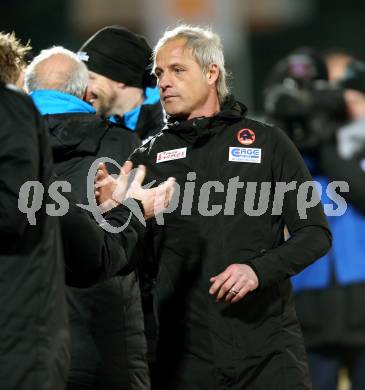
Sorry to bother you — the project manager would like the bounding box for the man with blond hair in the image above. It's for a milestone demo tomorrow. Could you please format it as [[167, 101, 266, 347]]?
[[128, 25, 332, 389]]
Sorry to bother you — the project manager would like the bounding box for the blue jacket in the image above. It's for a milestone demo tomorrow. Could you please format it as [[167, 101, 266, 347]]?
[[292, 174, 365, 292]]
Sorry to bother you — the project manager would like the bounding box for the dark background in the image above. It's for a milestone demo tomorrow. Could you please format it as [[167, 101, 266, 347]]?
[[1, 0, 364, 112]]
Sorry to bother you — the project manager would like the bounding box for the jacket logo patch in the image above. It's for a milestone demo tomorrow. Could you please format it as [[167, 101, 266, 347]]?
[[237, 128, 255, 145], [156, 147, 187, 163], [229, 147, 261, 163]]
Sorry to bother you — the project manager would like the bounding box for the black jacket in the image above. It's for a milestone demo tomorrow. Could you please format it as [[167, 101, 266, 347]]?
[[130, 97, 332, 390], [43, 112, 150, 390], [136, 101, 164, 141], [0, 85, 69, 390]]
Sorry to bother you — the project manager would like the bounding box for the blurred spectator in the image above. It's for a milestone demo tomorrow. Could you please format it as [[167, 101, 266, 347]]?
[[324, 49, 353, 83], [25, 46, 150, 390], [264, 50, 365, 390], [79, 25, 164, 142], [340, 61, 365, 121], [0, 32, 69, 390], [263, 47, 347, 155]]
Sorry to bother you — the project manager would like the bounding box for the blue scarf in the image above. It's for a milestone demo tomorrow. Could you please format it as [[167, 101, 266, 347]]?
[[30, 89, 96, 115]]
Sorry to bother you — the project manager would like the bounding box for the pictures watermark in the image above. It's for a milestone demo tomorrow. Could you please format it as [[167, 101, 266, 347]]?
[[17, 159, 349, 233]]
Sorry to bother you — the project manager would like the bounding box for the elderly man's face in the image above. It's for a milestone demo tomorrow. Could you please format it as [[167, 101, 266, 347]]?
[[155, 39, 212, 119], [86, 71, 118, 116]]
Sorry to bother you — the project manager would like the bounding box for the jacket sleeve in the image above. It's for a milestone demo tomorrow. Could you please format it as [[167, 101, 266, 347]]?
[[62, 199, 145, 288], [320, 144, 365, 214], [245, 126, 332, 289], [0, 89, 40, 236]]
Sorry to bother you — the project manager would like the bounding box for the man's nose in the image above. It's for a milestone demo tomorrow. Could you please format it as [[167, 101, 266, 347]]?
[[158, 73, 172, 91]]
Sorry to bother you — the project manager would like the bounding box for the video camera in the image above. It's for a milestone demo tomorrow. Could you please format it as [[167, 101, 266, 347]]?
[[263, 50, 348, 153]]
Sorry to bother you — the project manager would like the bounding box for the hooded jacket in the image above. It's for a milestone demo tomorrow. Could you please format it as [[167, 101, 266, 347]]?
[[130, 96, 332, 389], [31, 90, 149, 390]]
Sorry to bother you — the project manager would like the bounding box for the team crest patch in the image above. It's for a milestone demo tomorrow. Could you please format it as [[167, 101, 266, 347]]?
[[237, 128, 255, 145], [156, 147, 187, 163]]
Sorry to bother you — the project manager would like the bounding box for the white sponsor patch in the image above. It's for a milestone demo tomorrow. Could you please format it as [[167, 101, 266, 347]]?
[[156, 147, 187, 163], [229, 147, 261, 163]]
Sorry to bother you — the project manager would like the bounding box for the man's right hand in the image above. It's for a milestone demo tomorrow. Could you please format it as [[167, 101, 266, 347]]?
[[95, 161, 175, 219]]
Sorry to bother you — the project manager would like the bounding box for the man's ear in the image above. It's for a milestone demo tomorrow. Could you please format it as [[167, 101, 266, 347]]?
[[206, 63, 219, 86], [82, 88, 88, 102], [116, 82, 127, 90]]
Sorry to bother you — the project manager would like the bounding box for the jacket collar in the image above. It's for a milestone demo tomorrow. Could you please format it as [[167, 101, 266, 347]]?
[[163, 95, 247, 144], [109, 86, 161, 131], [30, 89, 96, 115]]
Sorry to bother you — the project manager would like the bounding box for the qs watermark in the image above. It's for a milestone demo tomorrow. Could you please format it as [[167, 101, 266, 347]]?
[[17, 158, 349, 233]]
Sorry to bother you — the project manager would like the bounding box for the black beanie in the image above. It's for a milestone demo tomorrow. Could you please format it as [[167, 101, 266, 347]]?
[[78, 26, 156, 89], [338, 60, 365, 94]]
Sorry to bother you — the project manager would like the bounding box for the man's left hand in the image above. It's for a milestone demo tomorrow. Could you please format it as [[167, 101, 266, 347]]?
[[209, 264, 259, 304]]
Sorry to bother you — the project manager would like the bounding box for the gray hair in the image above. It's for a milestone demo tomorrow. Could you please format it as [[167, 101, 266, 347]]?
[[25, 46, 88, 98], [153, 25, 229, 104]]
